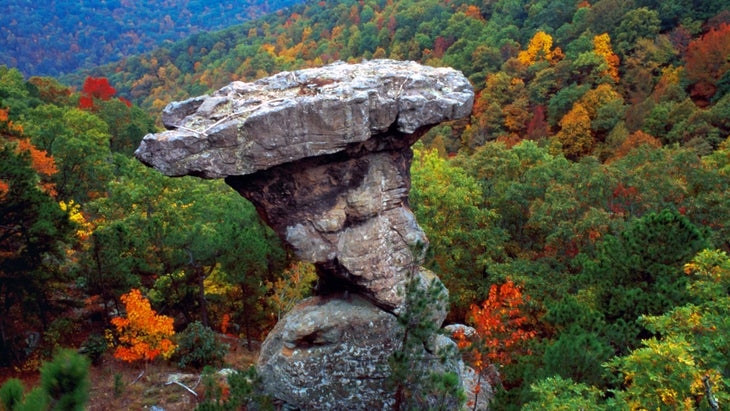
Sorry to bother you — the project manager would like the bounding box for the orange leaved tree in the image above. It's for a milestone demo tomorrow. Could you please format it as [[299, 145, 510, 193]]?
[[111, 289, 177, 363], [454, 280, 535, 407]]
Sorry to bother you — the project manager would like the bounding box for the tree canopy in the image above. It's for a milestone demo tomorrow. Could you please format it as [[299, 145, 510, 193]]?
[[1, 0, 730, 407]]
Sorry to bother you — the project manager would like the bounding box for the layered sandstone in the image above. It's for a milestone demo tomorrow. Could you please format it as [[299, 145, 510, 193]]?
[[135, 60, 484, 410]]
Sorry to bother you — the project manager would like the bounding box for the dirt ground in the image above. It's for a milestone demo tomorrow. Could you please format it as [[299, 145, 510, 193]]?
[[1, 334, 259, 411]]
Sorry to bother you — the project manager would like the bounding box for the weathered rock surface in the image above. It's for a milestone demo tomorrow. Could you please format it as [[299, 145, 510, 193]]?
[[226, 150, 429, 311], [259, 293, 469, 411], [135, 60, 486, 410], [136, 59, 473, 179], [258, 295, 401, 410]]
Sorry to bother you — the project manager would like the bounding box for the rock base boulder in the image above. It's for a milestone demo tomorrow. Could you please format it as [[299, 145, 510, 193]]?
[[258, 295, 400, 410]]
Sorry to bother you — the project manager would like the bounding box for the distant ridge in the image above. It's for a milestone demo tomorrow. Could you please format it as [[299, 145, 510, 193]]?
[[0, 0, 303, 77]]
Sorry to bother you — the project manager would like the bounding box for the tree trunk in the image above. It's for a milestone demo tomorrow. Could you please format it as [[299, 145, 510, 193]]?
[[197, 267, 210, 328], [240, 280, 254, 351]]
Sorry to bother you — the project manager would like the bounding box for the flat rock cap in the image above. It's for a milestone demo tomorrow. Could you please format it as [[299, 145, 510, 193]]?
[[135, 60, 473, 178]]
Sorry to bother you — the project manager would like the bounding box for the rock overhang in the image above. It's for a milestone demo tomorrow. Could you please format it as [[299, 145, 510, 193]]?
[[134, 60, 473, 179]]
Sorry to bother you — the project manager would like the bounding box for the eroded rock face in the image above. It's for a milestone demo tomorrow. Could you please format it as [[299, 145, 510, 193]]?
[[259, 289, 463, 411], [135, 60, 483, 410], [225, 149, 428, 311], [258, 295, 400, 410]]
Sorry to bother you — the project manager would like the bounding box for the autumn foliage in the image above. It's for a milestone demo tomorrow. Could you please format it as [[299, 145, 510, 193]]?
[[556, 103, 594, 160], [1, 108, 58, 195], [79, 76, 117, 110], [608, 130, 662, 163], [220, 313, 232, 335], [454, 280, 535, 370], [0, 108, 23, 136], [2, 0, 730, 407], [264, 261, 317, 321], [684, 23, 730, 102], [15, 139, 57, 178], [594, 33, 620, 82], [517, 31, 564, 66], [110, 289, 177, 363], [59, 200, 93, 241]]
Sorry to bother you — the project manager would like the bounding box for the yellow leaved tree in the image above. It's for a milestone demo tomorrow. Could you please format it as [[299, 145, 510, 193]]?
[[593, 33, 620, 82], [59, 200, 93, 241], [517, 31, 564, 66], [556, 103, 594, 160], [265, 261, 318, 321]]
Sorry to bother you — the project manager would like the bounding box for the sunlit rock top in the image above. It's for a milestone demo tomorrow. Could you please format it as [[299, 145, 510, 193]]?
[[135, 60, 473, 178]]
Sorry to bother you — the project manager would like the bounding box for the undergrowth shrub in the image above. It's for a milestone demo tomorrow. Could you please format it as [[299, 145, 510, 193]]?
[[0, 378, 24, 411], [113, 373, 124, 398], [40, 349, 90, 411], [82, 333, 107, 366], [194, 366, 274, 411], [42, 318, 76, 357], [0, 350, 89, 411], [13, 388, 48, 411], [175, 321, 228, 369]]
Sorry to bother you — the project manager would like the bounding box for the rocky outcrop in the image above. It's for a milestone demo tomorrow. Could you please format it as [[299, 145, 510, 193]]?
[[135, 60, 485, 410], [257, 295, 401, 409], [226, 149, 426, 312], [136, 60, 472, 179]]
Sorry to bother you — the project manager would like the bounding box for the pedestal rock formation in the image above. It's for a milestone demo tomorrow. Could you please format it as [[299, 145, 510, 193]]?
[[135, 60, 488, 410]]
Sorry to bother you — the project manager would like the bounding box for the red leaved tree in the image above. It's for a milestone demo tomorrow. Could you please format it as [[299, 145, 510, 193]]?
[[684, 23, 730, 104], [454, 279, 535, 406], [525, 105, 548, 141], [79, 76, 117, 110]]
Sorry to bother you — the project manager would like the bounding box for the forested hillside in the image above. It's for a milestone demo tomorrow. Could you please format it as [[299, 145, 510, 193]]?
[[74, 0, 730, 158], [0, 0, 302, 77], [2, 0, 730, 409]]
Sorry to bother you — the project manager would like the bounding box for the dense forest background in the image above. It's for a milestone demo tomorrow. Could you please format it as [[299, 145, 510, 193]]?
[[2, 0, 730, 409], [0, 0, 302, 77]]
